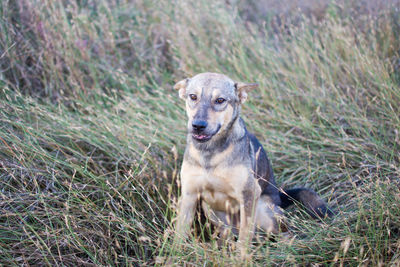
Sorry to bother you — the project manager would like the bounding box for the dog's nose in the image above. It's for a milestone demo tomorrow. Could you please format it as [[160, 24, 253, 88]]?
[[192, 120, 208, 132]]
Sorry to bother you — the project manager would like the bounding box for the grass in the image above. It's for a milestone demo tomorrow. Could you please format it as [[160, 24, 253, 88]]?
[[1, 0, 400, 265]]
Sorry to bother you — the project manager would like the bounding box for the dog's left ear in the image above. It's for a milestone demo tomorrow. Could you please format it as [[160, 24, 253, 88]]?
[[235, 82, 258, 104], [174, 78, 190, 100]]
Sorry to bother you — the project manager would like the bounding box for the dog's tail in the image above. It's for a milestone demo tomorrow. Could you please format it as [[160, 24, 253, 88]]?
[[279, 188, 333, 219]]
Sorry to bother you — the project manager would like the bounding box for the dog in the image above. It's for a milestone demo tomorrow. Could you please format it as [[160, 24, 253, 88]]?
[[173, 72, 332, 252]]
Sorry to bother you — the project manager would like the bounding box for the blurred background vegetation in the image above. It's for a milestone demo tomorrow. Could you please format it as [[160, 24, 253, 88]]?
[[1, 0, 399, 265]]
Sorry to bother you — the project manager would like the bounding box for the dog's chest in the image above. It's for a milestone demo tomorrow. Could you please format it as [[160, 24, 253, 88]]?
[[199, 166, 242, 212], [201, 187, 240, 213], [182, 143, 252, 212], [182, 161, 249, 213]]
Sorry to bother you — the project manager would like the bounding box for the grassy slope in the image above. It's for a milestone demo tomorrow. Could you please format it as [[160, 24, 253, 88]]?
[[1, 0, 400, 265]]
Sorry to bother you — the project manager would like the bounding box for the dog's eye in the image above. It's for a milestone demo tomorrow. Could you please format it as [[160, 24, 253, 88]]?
[[215, 98, 225, 104], [189, 94, 197, 101]]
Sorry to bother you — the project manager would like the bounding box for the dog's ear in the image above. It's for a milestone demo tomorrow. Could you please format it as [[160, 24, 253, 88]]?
[[174, 78, 190, 100], [235, 82, 258, 104]]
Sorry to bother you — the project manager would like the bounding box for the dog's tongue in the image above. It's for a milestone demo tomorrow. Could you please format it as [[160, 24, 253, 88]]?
[[194, 134, 208, 140]]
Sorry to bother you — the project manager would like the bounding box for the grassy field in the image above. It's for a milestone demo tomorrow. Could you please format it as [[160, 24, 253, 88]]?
[[1, 0, 400, 265]]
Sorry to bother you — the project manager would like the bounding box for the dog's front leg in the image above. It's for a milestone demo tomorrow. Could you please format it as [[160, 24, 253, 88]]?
[[237, 183, 260, 257], [175, 192, 197, 242], [175, 161, 202, 242]]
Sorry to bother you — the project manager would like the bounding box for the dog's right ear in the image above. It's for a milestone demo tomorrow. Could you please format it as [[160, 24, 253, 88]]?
[[173, 78, 190, 100]]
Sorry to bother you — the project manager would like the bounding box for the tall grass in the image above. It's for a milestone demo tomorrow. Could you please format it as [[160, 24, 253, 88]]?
[[1, 0, 399, 265]]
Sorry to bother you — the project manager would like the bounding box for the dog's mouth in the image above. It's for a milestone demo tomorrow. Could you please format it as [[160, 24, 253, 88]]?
[[192, 133, 212, 142], [191, 125, 221, 143]]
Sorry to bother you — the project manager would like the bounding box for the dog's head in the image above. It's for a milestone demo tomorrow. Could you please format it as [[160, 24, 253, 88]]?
[[174, 73, 258, 143]]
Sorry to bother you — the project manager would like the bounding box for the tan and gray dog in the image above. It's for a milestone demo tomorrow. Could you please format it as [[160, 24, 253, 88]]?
[[174, 72, 332, 250]]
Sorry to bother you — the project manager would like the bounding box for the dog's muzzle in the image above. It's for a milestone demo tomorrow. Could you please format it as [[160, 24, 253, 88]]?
[[191, 120, 210, 142], [192, 120, 208, 132], [191, 120, 221, 142]]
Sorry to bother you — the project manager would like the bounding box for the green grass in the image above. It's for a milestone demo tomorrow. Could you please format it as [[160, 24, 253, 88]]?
[[1, 0, 400, 265]]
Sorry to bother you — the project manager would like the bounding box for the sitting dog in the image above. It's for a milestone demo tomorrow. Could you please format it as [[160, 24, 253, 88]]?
[[173, 72, 332, 250]]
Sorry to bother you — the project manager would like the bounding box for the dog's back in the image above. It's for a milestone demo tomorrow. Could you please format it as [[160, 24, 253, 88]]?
[[247, 129, 333, 218]]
